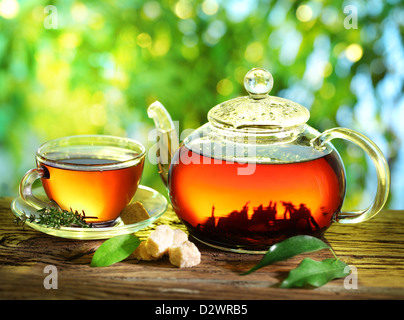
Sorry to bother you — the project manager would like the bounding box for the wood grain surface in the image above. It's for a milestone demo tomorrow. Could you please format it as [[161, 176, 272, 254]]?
[[0, 197, 403, 300]]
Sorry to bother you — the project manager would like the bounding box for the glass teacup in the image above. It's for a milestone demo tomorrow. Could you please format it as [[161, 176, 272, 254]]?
[[19, 135, 145, 226]]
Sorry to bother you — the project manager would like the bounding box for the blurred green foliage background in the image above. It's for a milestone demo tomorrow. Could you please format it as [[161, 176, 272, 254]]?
[[0, 0, 403, 210]]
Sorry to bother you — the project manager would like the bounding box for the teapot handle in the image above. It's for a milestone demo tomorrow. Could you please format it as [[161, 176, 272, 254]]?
[[311, 127, 390, 224]]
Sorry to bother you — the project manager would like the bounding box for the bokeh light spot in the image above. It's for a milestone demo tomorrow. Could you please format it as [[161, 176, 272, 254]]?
[[244, 41, 264, 63], [0, 0, 19, 19], [143, 1, 161, 20], [137, 32, 152, 48], [296, 4, 313, 22], [345, 43, 363, 62], [202, 0, 219, 16], [175, 0, 194, 19], [217, 78, 234, 96], [71, 2, 88, 23], [58, 33, 82, 49]]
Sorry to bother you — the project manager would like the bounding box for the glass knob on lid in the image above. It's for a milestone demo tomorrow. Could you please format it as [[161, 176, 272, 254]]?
[[208, 68, 310, 133], [244, 68, 274, 99]]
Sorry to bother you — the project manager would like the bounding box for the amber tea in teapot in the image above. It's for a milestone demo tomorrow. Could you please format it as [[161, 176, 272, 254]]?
[[169, 145, 345, 251]]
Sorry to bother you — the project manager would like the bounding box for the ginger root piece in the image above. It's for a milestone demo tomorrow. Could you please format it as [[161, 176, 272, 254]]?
[[120, 201, 150, 225], [169, 241, 201, 268], [133, 241, 158, 261], [173, 228, 188, 246], [144, 225, 175, 258], [134, 225, 201, 268]]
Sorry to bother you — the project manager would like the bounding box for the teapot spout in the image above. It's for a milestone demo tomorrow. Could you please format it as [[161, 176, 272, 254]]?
[[147, 101, 179, 187]]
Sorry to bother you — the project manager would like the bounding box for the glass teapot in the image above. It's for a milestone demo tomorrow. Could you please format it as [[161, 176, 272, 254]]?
[[148, 68, 390, 253]]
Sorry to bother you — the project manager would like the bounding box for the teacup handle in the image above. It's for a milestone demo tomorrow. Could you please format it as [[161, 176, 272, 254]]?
[[19, 167, 61, 211], [311, 127, 390, 224]]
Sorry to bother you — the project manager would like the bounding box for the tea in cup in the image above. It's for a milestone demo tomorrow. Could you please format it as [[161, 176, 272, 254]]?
[[19, 135, 145, 226]]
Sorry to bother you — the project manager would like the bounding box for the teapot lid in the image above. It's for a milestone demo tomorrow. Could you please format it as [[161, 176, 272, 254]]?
[[207, 68, 310, 132]]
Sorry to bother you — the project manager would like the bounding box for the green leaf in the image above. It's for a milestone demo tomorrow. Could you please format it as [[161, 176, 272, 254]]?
[[90, 234, 140, 267], [241, 235, 330, 275], [280, 258, 350, 288]]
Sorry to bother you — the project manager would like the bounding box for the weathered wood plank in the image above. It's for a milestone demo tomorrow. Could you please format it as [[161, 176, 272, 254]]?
[[1, 197, 404, 300]]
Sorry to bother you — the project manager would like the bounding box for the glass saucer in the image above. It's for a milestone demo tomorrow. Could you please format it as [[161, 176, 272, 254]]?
[[11, 184, 168, 240]]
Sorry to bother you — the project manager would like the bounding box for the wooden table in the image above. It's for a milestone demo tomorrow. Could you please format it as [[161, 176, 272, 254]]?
[[0, 196, 403, 301]]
